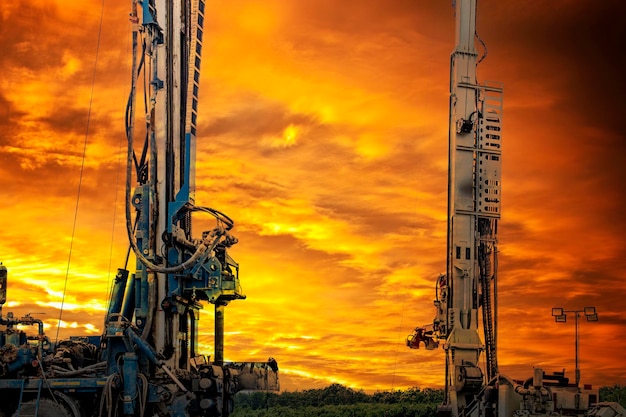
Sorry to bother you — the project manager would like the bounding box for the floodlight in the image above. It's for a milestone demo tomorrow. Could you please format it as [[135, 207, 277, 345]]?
[[549, 306, 599, 387], [552, 308, 563, 317]]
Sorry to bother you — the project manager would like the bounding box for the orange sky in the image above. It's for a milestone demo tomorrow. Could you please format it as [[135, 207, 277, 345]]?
[[1, 0, 625, 392]]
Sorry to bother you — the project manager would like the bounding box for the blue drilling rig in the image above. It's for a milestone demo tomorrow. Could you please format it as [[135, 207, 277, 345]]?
[[0, 1, 278, 416]]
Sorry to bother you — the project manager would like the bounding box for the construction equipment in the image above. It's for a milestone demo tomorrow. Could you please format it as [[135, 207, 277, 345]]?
[[0, 1, 278, 416], [406, 1, 616, 416]]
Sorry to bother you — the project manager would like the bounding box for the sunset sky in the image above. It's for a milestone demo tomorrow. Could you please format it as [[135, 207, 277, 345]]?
[[1, 0, 625, 393]]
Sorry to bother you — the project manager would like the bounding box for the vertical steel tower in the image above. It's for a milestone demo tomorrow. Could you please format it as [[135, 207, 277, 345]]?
[[442, 0, 502, 412], [407, 1, 502, 415]]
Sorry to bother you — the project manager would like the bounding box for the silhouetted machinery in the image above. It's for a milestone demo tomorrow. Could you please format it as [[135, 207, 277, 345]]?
[[406, 1, 621, 416], [0, 1, 278, 416]]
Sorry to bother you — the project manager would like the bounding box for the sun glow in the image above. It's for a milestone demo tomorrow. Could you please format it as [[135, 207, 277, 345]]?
[[0, 0, 623, 394]]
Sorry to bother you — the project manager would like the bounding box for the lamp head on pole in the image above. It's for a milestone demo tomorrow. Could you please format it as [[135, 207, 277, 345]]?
[[584, 306, 598, 322], [552, 307, 566, 322]]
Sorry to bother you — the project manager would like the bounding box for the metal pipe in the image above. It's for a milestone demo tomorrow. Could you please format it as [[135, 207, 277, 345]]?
[[140, 272, 156, 340], [108, 269, 129, 322], [0, 264, 7, 318], [575, 311, 580, 386], [125, 327, 188, 392], [121, 273, 136, 321], [122, 352, 138, 416], [215, 303, 225, 365]]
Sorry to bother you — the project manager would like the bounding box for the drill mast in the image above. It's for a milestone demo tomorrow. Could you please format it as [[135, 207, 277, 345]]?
[[0, 2, 278, 416], [408, 3, 614, 417], [442, 0, 502, 411], [407, 0, 502, 414]]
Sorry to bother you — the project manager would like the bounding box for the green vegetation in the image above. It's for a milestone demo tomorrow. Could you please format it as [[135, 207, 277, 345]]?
[[231, 384, 444, 417], [231, 383, 626, 417], [600, 385, 626, 408]]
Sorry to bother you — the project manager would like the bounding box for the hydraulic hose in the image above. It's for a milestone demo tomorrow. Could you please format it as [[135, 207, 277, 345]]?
[[124, 9, 226, 274]]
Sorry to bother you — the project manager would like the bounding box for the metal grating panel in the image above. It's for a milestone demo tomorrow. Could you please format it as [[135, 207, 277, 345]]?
[[477, 83, 502, 217], [185, 0, 204, 137]]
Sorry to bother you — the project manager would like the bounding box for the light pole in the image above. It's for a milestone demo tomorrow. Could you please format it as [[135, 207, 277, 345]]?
[[551, 307, 598, 387]]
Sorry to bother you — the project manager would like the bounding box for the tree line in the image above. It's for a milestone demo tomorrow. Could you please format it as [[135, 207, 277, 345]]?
[[600, 385, 626, 408], [231, 384, 443, 417], [231, 384, 626, 417]]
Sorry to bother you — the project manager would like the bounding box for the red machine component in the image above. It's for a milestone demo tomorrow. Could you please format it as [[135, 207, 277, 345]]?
[[406, 326, 439, 350]]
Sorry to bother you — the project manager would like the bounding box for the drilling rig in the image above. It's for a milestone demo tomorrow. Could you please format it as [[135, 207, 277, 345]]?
[[0, 1, 278, 416], [406, 1, 610, 416]]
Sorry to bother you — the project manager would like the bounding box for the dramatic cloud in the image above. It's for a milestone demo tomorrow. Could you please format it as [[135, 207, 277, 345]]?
[[0, 0, 624, 392]]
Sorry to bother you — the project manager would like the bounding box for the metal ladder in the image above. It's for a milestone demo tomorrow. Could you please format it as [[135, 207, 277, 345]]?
[[16, 378, 43, 417]]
